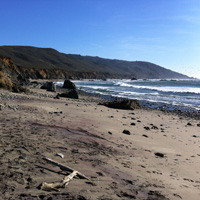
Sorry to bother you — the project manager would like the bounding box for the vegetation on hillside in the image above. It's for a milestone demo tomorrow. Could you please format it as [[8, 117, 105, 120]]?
[[0, 71, 13, 90], [0, 46, 190, 79]]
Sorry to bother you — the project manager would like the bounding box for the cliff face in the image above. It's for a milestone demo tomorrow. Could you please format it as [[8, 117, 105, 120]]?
[[0, 57, 115, 81], [0, 57, 20, 82], [13, 66, 115, 80]]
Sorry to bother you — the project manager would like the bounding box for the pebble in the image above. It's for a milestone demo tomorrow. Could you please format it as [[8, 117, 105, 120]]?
[[144, 126, 150, 130], [96, 172, 104, 176], [154, 152, 165, 158], [142, 134, 148, 138], [55, 153, 64, 158], [151, 125, 158, 130], [187, 122, 192, 126], [122, 130, 131, 135]]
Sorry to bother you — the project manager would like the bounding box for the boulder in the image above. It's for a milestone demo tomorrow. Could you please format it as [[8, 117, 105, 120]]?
[[41, 82, 56, 92], [63, 79, 76, 89], [131, 77, 137, 80], [100, 99, 140, 110], [58, 89, 79, 99]]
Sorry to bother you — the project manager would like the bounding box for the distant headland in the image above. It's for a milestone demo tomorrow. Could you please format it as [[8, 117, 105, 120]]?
[[0, 45, 190, 81]]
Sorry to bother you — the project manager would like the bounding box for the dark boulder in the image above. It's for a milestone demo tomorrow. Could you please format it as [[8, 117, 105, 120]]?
[[58, 89, 79, 99], [41, 82, 56, 92], [100, 99, 140, 110], [63, 79, 76, 89], [131, 77, 137, 80]]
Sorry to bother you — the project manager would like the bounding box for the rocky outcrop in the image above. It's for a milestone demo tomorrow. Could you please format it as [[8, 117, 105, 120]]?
[[0, 57, 21, 84], [0, 57, 29, 92], [100, 99, 140, 110], [0, 71, 13, 90], [57, 89, 79, 99], [63, 80, 76, 89], [0, 57, 117, 90], [4, 65, 115, 80]]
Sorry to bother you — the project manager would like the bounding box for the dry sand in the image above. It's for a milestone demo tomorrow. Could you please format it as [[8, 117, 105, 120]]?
[[0, 85, 200, 200]]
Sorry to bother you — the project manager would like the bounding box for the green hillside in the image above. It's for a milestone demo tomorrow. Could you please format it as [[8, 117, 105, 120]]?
[[0, 46, 189, 79]]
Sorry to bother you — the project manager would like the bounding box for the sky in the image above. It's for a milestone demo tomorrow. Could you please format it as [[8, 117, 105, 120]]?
[[1, 0, 200, 78]]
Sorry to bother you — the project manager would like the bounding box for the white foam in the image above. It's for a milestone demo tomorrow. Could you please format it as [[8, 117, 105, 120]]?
[[116, 82, 200, 94]]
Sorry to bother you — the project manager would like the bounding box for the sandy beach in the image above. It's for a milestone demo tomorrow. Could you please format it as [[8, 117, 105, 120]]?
[[0, 84, 200, 200]]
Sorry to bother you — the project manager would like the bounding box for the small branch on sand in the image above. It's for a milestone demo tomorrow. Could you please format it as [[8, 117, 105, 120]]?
[[43, 157, 89, 180], [40, 171, 78, 191], [39, 157, 89, 191]]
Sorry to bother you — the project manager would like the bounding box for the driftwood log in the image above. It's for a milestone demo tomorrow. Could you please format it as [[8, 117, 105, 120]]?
[[40, 171, 78, 191], [43, 157, 89, 180]]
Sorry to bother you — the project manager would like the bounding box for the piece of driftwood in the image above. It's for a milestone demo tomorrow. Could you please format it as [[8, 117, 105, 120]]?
[[40, 171, 78, 191], [43, 157, 89, 180], [55, 153, 64, 158]]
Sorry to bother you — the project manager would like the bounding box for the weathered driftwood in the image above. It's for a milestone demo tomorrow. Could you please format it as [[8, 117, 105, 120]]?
[[43, 157, 89, 180], [41, 171, 78, 191]]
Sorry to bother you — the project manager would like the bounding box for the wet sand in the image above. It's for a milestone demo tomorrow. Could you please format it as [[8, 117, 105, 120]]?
[[0, 86, 200, 200]]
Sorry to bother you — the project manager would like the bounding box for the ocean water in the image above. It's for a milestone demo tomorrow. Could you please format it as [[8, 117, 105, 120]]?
[[56, 79, 200, 111]]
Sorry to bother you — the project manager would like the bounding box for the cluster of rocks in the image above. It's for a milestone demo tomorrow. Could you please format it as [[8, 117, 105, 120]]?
[[32, 93, 55, 98], [39, 79, 79, 99], [0, 103, 19, 111], [37, 80, 79, 99], [40, 81, 56, 92], [56, 79, 79, 99], [0, 92, 18, 101]]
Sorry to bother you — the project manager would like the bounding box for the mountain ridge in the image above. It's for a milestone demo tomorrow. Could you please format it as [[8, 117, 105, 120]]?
[[0, 45, 190, 80]]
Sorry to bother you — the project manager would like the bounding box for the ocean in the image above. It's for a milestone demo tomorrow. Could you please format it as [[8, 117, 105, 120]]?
[[56, 79, 200, 112]]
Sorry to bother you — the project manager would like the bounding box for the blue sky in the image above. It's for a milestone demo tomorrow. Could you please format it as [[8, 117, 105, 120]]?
[[1, 0, 200, 78]]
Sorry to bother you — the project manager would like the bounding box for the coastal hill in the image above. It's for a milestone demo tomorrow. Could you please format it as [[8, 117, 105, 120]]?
[[0, 45, 189, 80]]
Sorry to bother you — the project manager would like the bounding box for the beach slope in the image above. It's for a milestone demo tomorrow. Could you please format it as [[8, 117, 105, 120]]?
[[0, 87, 200, 199]]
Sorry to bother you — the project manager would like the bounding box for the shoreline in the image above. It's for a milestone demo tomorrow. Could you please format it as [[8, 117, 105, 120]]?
[[57, 79, 200, 115], [31, 78, 200, 119], [77, 89, 200, 120], [29, 78, 200, 120], [1, 84, 200, 199]]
